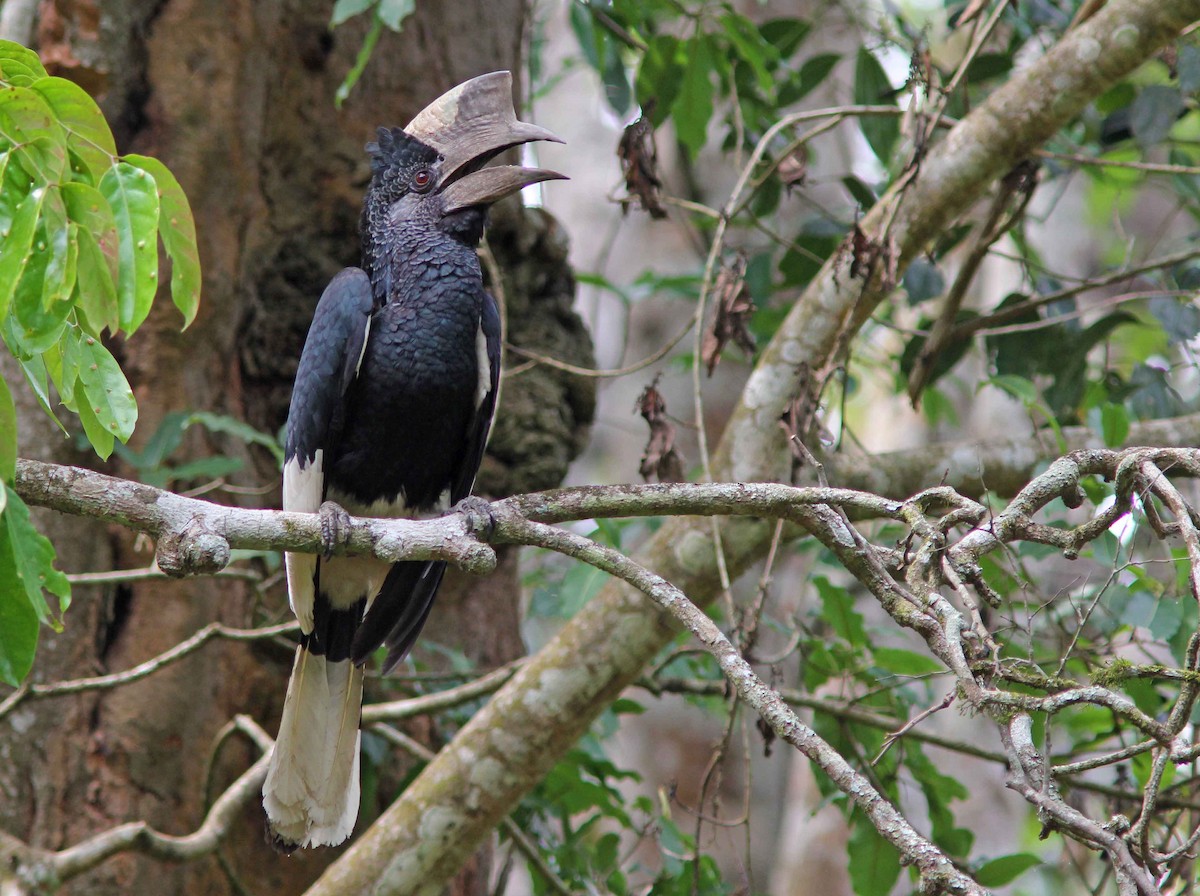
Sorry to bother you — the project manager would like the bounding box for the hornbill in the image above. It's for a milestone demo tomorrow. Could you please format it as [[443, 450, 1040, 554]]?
[[262, 72, 564, 850]]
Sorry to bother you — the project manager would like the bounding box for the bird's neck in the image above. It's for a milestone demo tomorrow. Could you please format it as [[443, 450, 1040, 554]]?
[[362, 220, 482, 305]]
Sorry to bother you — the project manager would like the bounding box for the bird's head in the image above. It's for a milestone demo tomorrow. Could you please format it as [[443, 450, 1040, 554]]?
[[363, 71, 564, 250]]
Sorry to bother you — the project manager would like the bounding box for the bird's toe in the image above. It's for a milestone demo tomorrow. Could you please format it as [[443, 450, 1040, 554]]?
[[318, 501, 353, 559]]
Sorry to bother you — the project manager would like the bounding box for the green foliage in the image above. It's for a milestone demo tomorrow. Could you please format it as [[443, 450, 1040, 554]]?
[[329, 0, 416, 106], [0, 39, 203, 685]]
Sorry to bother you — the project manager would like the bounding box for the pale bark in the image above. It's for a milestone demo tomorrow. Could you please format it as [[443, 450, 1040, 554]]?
[[306, 0, 1200, 893]]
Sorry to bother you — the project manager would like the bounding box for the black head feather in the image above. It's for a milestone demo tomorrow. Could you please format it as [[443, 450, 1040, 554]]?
[[365, 128, 441, 200]]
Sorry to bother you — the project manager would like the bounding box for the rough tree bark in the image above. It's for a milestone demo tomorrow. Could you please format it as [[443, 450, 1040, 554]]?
[[1, 2, 591, 895]]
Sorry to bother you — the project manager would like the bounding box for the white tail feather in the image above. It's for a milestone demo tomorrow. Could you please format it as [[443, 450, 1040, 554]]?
[[263, 645, 363, 848]]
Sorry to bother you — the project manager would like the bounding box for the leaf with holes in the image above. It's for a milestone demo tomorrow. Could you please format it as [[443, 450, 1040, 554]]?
[[124, 155, 201, 328], [75, 333, 138, 450], [99, 161, 160, 334]]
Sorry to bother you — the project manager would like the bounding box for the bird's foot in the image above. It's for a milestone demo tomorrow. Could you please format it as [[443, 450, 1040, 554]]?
[[318, 501, 353, 559], [453, 495, 497, 540]]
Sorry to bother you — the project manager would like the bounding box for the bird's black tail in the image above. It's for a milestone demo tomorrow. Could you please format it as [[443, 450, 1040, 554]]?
[[351, 560, 447, 673]]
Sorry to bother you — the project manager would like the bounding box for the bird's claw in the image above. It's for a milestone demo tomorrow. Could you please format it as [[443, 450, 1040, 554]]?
[[453, 495, 496, 540], [319, 501, 353, 559]]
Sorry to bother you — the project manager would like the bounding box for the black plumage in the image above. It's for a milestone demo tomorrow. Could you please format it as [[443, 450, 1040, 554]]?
[[262, 72, 563, 850]]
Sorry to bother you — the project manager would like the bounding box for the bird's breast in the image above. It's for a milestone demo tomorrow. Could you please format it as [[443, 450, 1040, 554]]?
[[327, 285, 486, 512]]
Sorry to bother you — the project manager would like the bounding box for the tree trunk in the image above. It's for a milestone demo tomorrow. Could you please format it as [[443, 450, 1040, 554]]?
[[1, 2, 592, 895]]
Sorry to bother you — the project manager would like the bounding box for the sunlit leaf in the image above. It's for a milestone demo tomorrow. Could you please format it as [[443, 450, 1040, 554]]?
[[123, 155, 201, 328], [99, 161, 160, 334], [0, 39, 49, 84], [62, 181, 119, 332], [0, 178, 44, 321], [10, 189, 75, 353], [29, 76, 117, 179], [73, 382, 114, 459], [0, 84, 68, 183], [74, 331, 138, 446]]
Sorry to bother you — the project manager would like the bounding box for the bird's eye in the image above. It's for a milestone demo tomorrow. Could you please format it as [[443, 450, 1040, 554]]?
[[411, 168, 433, 192]]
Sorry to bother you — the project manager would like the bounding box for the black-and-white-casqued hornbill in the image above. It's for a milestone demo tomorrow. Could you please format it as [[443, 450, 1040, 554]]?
[[262, 72, 564, 850]]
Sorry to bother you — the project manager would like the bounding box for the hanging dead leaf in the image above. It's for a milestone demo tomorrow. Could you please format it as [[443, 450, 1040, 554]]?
[[636, 379, 685, 482], [618, 104, 668, 219], [701, 254, 757, 376]]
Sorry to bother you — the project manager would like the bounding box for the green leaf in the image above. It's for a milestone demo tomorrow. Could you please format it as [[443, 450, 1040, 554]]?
[[0, 528, 39, 686], [61, 181, 119, 333], [331, 0, 377, 25], [853, 48, 898, 164], [635, 36, 683, 125], [376, 0, 415, 31], [0, 175, 44, 321], [0, 39, 48, 83], [74, 331, 138, 449], [721, 13, 773, 93], [815, 575, 866, 647], [10, 189, 75, 353], [335, 13, 384, 107], [848, 812, 901, 896], [779, 53, 839, 106], [73, 383, 114, 459], [28, 76, 117, 179], [1099, 402, 1129, 447], [672, 36, 715, 158], [99, 161, 160, 334], [974, 853, 1042, 887], [0, 84, 68, 183], [185, 410, 284, 464], [0, 375, 15, 480], [0, 484, 70, 625], [989, 374, 1039, 405], [873, 646, 943, 676], [758, 18, 811, 57], [123, 155, 201, 328]]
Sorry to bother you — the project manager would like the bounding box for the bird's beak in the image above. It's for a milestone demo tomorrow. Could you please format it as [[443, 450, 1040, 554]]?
[[404, 71, 565, 209], [439, 165, 567, 213]]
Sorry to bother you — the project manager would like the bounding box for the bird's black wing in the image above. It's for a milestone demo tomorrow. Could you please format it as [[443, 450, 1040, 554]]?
[[282, 268, 374, 634], [452, 290, 502, 503], [350, 292, 502, 672]]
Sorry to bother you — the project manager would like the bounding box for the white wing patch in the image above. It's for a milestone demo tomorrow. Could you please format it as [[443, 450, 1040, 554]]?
[[475, 323, 492, 409], [354, 314, 372, 379], [284, 451, 324, 633]]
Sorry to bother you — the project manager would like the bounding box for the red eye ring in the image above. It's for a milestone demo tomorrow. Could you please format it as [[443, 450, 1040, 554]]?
[[411, 168, 433, 191]]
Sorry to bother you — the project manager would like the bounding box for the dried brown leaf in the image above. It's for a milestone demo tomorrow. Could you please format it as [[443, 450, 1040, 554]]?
[[636, 380, 685, 482], [701, 254, 757, 376], [618, 107, 668, 219]]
